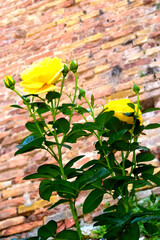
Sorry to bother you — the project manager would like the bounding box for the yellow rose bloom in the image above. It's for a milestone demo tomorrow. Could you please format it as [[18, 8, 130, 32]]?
[[20, 57, 64, 94], [105, 99, 142, 125]]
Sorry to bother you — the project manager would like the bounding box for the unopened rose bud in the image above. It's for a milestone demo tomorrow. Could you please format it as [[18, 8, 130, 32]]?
[[133, 82, 140, 94], [3, 76, 15, 90], [62, 64, 69, 77], [70, 60, 78, 73]]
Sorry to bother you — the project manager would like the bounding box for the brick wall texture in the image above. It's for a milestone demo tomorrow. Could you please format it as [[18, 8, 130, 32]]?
[[0, 0, 160, 238]]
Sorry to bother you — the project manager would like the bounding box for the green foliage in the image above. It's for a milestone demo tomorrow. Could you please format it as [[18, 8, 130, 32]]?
[[15, 134, 45, 155], [8, 63, 160, 240]]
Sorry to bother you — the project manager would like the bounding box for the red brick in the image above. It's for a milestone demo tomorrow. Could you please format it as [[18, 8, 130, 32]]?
[[0, 197, 25, 210], [65, 218, 75, 229], [0, 169, 24, 182], [0, 157, 28, 172], [0, 216, 25, 231], [56, 221, 65, 234], [1, 220, 43, 236], [2, 182, 39, 199], [124, 58, 152, 69], [0, 207, 17, 221]]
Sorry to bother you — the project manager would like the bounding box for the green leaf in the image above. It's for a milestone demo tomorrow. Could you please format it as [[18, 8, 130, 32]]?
[[38, 164, 61, 179], [104, 205, 117, 212], [144, 222, 159, 235], [127, 103, 135, 109], [123, 112, 134, 117], [80, 160, 99, 170], [72, 122, 101, 132], [120, 223, 140, 240], [136, 152, 155, 163], [48, 199, 69, 210], [64, 155, 85, 171], [56, 180, 79, 199], [78, 87, 85, 100], [120, 160, 133, 169], [45, 141, 71, 150], [133, 165, 154, 175], [83, 168, 110, 187], [145, 123, 160, 129], [39, 179, 54, 201], [95, 111, 114, 127], [38, 220, 57, 239], [111, 140, 129, 151], [25, 121, 45, 133], [54, 118, 70, 134], [15, 134, 45, 155], [150, 192, 156, 204], [134, 125, 145, 135], [56, 230, 79, 240], [103, 176, 132, 191], [105, 116, 121, 132], [143, 107, 160, 113], [75, 106, 89, 114], [108, 128, 128, 144], [65, 130, 89, 143], [83, 189, 104, 214], [57, 103, 76, 115], [46, 91, 60, 103], [130, 142, 149, 151], [10, 104, 23, 109], [131, 215, 160, 223], [91, 94, 94, 107], [23, 173, 54, 180], [133, 180, 152, 188], [142, 173, 160, 186], [36, 102, 50, 114]]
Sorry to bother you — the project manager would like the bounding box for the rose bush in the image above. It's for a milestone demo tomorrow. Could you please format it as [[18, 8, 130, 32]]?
[[3, 57, 160, 240]]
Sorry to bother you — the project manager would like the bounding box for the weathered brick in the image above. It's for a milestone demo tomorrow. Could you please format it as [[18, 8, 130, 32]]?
[[102, 34, 136, 50], [0, 207, 17, 221], [0, 169, 24, 182], [1, 220, 43, 236], [0, 216, 25, 231], [0, 156, 28, 173], [146, 46, 160, 56], [0, 181, 12, 191], [94, 64, 110, 74], [2, 182, 39, 199], [133, 36, 148, 46], [0, 197, 25, 210]]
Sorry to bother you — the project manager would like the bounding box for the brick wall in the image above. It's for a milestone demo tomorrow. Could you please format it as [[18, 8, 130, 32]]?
[[0, 0, 160, 238]]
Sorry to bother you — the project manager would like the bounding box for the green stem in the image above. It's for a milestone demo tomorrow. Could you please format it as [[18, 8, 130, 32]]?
[[69, 200, 84, 240], [84, 96, 113, 175], [68, 72, 78, 124], [121, 151, 125, 176], [13, 89, 22, 98], [56, 76, 65, 109]]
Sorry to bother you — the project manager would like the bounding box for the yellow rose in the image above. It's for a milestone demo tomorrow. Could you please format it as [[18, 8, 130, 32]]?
[[20, 57, 64, 94], [104, 99, 142, 125]]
